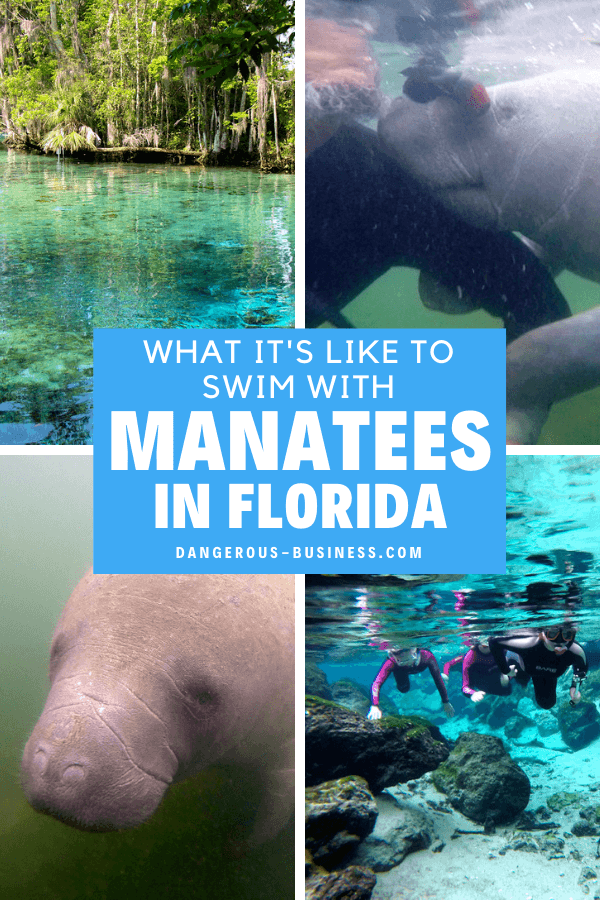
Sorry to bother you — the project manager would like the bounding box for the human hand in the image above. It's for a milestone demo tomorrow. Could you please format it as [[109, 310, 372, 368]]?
[[471, 691, 486, 703], [441, 672, 449, 683], [570, 688, 582, 706], [443, 702, 455, 718], [305, 18, 381, 154], [367, 705, 382, 720], [500, 666, 518, 687], [306, 19, 378, 90]]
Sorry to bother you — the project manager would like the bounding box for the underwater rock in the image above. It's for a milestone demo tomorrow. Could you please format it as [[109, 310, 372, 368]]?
[[572, 807, 600, 838], [305, 776, 379, 868], [481, 696, 518, 730], [537, 710, 560, 737], [502, 831, 565, 859], [431, 732, 530, 825], [504, 714, 535, 740], [307, 661, 333, 701], [582, 670, 600, 701], [557, 700, 600, 750], [305, 698, 450, 792], [305, 865, 377, 900], [577, 866, 598, 889], [351, 792, 435, 872], [330, 680, 398, 718], [330, 680, 371, 716]]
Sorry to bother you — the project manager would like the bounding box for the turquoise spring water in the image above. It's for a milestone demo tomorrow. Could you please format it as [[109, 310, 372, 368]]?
[[0, 150, 294, 444], [306, 455, 600, 897], [306, 456, 600, 661]]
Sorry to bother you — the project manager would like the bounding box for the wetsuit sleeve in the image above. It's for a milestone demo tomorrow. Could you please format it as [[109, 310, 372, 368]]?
[[461, 648, 477, 696], [570, 643, 588, 679], [371, 658, 395, 704], [443, 655, 464, 677], [489, 633, 545, 675], [488, 637, 511, 675], [421, 650, 449, 704]]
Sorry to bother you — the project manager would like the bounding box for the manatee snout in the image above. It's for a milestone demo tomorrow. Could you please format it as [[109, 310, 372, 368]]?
[[22, 572, 294, 842], [21, 705, 170, 831]]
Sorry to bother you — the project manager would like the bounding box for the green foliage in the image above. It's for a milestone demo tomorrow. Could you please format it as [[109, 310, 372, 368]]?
[[169, 0, 294, 88], [0, 0, 294, 164], [41, 126, 97, 153]]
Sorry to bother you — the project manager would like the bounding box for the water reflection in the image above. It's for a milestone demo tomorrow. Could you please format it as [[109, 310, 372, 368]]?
[[306, 456, 600, 657]]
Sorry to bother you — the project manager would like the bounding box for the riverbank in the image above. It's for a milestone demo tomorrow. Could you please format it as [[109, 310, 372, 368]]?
[[0, 140, 294, 172]]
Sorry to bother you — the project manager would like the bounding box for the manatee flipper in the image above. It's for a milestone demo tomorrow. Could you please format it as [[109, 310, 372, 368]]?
[[247, 740, 294, 846], [507, 307, 600, 444], [306, 124, 570, 339], [418, 271, 479, 314]]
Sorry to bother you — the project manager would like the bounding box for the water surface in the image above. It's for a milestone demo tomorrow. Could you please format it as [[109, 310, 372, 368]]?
[[306, 456, 600, 659]]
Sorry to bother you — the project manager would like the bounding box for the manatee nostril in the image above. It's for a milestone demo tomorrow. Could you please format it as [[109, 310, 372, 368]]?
[[62, 764, 86, 783]]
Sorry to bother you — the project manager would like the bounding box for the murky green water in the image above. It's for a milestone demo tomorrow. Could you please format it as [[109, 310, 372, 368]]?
[[0, 456, 293, 899], [310, 17, 600, 445], [332, 268, 600, 445], [0, 150, 294, 445]]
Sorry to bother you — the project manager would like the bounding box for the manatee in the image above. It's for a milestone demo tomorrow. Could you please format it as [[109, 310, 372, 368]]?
[[306, 123, 570, 338], [21, 571, 294, 845], [506, 307, 600, 444], [378, 69, 600, 282]]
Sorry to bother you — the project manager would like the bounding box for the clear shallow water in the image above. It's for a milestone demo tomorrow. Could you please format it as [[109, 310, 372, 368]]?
[[0, 150, 294, 444], [306, 455, 600, 659], [305, 455, 600, 898]]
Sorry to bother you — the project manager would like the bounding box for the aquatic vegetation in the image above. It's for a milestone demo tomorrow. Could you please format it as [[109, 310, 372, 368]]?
[[0, 317, 92, 444]]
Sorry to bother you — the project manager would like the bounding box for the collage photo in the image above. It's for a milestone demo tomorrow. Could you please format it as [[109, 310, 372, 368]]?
[[1, 2, 600, 900]]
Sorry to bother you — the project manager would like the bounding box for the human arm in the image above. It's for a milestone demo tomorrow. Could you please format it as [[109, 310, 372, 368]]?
[[489, 634, 538, 675], [370, 657, 394, 708], [306, 18, 380, 155], [421, 649, 450, 705], [463, 650, 484, 703], [442, 654, 464, 682], [569, 643, 588, 704]]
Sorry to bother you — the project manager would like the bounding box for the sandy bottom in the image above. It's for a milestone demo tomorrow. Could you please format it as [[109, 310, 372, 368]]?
[[372, 750, 600, 900]]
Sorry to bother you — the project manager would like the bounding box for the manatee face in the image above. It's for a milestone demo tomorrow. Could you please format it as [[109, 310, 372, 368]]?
[[378, 70, 600, 281], [21, 572, 294, 839]]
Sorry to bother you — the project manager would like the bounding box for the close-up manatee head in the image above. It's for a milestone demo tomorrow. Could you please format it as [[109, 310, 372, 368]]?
[[21, 571, 295, 843]]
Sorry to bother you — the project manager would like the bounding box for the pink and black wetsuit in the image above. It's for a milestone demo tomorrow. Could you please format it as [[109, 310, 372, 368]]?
[[445, 646, 512, 697], [371, 649, 449, 706], [443, 654, 464, 678]]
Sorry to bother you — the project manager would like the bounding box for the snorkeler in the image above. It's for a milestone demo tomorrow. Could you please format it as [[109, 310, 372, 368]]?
[[443, 639, 512, 702], [488, 626, 587, 710], [367, 647, 455, 719]]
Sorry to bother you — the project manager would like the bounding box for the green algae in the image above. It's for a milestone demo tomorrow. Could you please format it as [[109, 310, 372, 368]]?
[[547, 791, 583, 812]]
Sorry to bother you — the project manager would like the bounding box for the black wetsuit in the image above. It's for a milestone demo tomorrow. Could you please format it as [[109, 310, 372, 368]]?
[[305, 124, 571, 339], [489, 634, 587, 709]]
